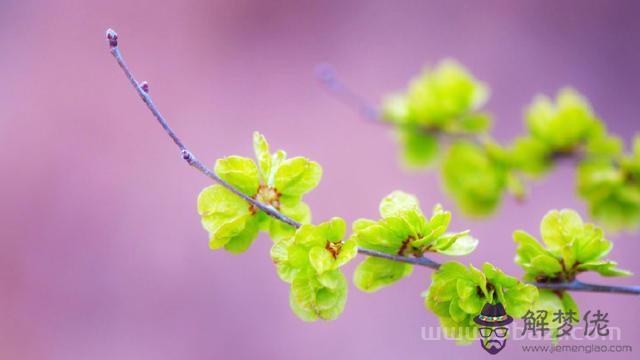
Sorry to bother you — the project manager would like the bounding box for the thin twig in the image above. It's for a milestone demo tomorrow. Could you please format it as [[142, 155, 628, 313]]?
[[315, 64, 380, 124], [357, 248, 441, 270], [105, 29, 427, 266], [106, 29, 639, 296], [106, 29, 299, 228], [531, 280, 640, 295]]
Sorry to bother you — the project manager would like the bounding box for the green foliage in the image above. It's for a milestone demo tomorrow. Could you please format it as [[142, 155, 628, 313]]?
[[511, 88, 623, 178], [271, 218, 357, 321], [442, 141, 509, 215], [351, 191, 478, 292], [506, 136, 551, 178], [382, 59, 492, 167], [516, 90, 639, 231], [515, 88, 625, 175], [379, 59, 639, 230], [113, 27, 640, 338], [425, 262, 538, 344], [514, 209, 631, 282], [396, 129, 439, 168], [525, 88, 601, 152], [192, 132, 633, 332], [440, 88, 635, 224], [577, 134, 640, 230], [353, 257, 414, 294], [197, 132, 321, 253]]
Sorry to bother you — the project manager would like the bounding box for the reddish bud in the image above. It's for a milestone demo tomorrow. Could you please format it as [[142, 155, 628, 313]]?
[[106, 28, 118, 47]]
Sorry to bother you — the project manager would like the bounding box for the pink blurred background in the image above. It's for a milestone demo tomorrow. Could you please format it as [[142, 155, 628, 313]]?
[[1, 0, 639, 359]]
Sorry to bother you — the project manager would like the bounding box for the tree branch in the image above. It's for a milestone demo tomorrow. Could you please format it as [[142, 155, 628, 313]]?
[[357, 248, 441, 270], [106, 29, 639, 297], [106, 29, 299, 228], [532, 280, 640, 295], [105, 29, 422, 266]]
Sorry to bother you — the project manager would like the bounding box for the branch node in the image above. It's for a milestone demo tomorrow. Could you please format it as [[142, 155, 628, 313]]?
[[140, 81, 150, 93], [180, 149, 193, 162], [106, 28, 118, 48]]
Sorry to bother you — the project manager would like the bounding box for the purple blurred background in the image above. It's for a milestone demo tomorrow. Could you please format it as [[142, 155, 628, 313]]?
[[1, 0, 639, 359]]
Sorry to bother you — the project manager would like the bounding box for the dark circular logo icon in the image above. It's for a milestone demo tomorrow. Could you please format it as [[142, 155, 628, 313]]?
[[474, 303, 512, 355]]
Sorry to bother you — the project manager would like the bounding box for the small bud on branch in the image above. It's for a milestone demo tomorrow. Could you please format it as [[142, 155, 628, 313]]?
[[106, 28, 118, 48], [140, 81, 150, 93]]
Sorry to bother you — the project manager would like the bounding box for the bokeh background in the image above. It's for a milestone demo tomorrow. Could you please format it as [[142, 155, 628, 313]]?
[[1, 0, 639, 359]]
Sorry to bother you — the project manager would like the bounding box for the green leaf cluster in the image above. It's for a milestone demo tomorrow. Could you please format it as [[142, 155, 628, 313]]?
[[514, 209, 631, 282], [379, 59, 640, 230], [382, 59, 492, 167], [436, 88, 639, 230], [578, 135, 640, 230], [197, 132, 321, 253], [441, 140, 511, 215], [351, 191, 478, 292], [508, 88, 621, 177], [193, 130, 635, 330], [271, 218, 357, 321], [525, 88, 603, 153], [441, 89, 621, 217], [425, 262, 538, 344]]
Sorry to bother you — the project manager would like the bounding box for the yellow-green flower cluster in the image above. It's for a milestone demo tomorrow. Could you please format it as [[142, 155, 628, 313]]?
[[382, 59, 491, 167], [197, 132, 321, 253], [425, 262, 538, 344], [351, 191, 478, 292], [271, 218, 357, 321]]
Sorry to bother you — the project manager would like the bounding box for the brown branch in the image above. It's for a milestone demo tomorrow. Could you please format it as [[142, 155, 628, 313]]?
[[106, 29, 639, 296], [105, 29, 429, 267], [532, 280, 640, 295], [106, 29, 299, 228]]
